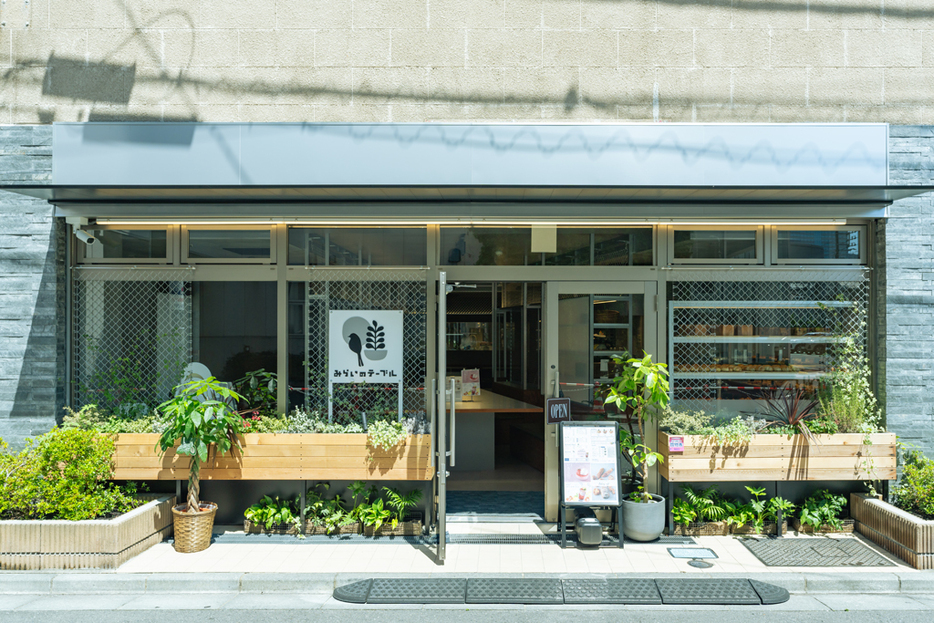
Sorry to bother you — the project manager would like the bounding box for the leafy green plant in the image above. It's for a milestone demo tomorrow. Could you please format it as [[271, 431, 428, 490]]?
[[235, 369, 278, 417], [799, 489, 847, 530], [244, 495, 301, 531], [367, 419, 407, 451], [347, 480, 378, 522], [705, 416, 768, 446], [305, 483, 354, 534], [156, 377, 244, 514], [671, 498, 697, 526], [62, 404, 165, 435], [605, 352, 670, 503], [746, 486, 769, 532], [893, 449, 934, 520], [284, 408, 365, 434], [359, 497, 392, 530], [0, 428, 142, 521], [382, 487, 423, 529]]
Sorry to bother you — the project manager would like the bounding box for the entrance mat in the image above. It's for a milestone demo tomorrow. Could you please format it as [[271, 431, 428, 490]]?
[[446, 491, 545, 521], [334, 577, 789, 605], [739, 536, 896, 567]]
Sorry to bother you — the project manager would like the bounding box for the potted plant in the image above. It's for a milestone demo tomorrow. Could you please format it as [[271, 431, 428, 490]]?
[[605, 352, 670, 541], [156, 377, 244, 553]]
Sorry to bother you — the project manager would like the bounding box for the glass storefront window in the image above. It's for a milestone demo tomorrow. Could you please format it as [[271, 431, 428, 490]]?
[[672, 229, 759, 261], [288, 227, 427, 266], [442, 227, 654, 266], [81, 229, 167, 260], [187, 230, 272, 260], [776, 229, 863, 262]]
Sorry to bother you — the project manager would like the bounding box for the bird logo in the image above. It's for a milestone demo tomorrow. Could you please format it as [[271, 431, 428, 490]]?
[[341, 316, 389, 367]]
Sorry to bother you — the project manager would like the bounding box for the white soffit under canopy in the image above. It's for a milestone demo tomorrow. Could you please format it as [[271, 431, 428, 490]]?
[[52, 122, 889, 187]]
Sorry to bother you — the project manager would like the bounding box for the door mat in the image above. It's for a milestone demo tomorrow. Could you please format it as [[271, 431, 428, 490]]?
[[739, 536, 896, 567], [446, 491, 545, 521], [334, 577, 790, 605]]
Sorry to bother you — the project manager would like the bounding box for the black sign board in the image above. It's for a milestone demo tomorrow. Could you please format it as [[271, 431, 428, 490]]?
[[546, 397, 571, 424]]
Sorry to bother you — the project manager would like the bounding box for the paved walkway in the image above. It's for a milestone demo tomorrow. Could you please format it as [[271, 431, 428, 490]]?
[[114, 524, 910, 576]]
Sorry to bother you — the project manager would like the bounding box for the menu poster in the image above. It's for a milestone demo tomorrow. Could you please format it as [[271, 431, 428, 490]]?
[[561, 424, 620, 506], [461, 368, 480, 400]]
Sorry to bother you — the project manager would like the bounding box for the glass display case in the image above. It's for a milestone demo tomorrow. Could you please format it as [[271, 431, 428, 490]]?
[[668, 300, 854, 410]]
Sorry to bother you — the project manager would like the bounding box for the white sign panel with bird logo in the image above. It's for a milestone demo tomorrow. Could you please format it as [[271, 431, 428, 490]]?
[[328, 310, 405, 421]]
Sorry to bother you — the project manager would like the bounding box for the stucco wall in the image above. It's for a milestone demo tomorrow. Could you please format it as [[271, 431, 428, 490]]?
[[0, 125, 62, 449], [1, 1, 933, 124], [886, 126, 934, 459]]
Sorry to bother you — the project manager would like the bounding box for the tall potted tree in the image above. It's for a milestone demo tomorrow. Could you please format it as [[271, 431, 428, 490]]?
[[156, 377, 244, 553], [605, 352, 670, 541]]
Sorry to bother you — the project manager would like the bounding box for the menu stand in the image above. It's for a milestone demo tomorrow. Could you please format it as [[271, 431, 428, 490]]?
[[557, 421, 625, 549]]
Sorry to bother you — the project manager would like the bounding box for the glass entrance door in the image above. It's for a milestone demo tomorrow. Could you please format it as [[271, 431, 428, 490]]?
[[543, 281, 657, 521]]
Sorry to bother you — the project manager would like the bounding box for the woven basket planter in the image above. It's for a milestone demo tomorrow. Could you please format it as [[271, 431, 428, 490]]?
[[791, 518, 855, 534], [243, 519, 301, 536], [731, 520, 787, 536], [363, 520, 424, 537], [674, 521, 730, 536], [172, 502, 217, 553]]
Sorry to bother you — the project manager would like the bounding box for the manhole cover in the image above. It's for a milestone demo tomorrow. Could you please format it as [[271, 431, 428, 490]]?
[[740, 537, 896, 567], [668, 547, 718, 559]]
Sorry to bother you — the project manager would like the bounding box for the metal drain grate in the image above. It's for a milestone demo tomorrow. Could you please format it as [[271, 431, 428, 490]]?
[[668, 547, 718, 559], [334, 577, 789, 606], [740, 536, 896, 567]]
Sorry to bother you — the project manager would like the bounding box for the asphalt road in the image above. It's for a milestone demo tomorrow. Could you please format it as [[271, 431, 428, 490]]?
[[2, 609, 933, 623]]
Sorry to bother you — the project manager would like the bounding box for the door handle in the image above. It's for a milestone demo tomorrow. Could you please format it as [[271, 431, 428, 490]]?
[[450, 378, 456, 467]]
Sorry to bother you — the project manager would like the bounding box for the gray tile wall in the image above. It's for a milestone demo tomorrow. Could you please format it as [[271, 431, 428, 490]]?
[[0, 125, 62, 449], [886, 126, 934, 458]]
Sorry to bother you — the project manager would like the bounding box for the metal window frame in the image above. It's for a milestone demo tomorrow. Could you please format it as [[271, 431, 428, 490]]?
[[75, 224, 173, 265], [182, 224, 276, 264], [668, 226, 764, 265], [285, 225, 430, 267], [771, 225, 867, 265]]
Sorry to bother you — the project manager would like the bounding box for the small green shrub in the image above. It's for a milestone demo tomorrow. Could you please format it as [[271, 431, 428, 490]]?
[[659, 408, 713, 435], [706, 416, 769, 446], [63, 404, 164, 434], [0, 428, 142, 521], [893, 449, 934, 520], [367, 419, 407, 450], [244, 495, 301, 531], [799, 489, 847, 530], [283, 408, 364, 434], [382, 486, 422, 529]]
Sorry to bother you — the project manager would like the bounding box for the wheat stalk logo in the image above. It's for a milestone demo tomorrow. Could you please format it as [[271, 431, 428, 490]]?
[[366, 320, 385, 351]]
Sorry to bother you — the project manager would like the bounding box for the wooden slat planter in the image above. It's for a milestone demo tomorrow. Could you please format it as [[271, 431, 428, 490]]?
[[112, 433, 432, 481], [658, 432, 897, 482], [851, 493, 934, 570], [0, 495, 174, 570]]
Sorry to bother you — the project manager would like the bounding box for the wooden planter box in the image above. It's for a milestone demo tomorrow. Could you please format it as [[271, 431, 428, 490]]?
[[364, 520, 424, 537], [851, 493, 934, 570], [304, 521, 361, 536], [790, 518, 855, 534], [659, 432, 897, 482], [0, 494, 174, 570], [113, 433, 432, 481]]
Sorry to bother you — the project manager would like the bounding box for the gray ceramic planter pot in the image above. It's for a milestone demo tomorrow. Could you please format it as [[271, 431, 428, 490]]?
[[621, 494, 666, 542]]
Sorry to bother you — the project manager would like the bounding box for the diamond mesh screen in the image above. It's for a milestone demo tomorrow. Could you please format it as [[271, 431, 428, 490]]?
[[668, 270, 870, 412], [303, 269, 428, 426], [72, 269, 192, 411]]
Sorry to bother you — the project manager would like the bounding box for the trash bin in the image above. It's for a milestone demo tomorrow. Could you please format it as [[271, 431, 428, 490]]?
[[575, 507, 603, 548]]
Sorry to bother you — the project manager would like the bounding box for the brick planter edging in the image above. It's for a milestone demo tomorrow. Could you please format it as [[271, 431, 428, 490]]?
[[0, 494, 175, 570], [851, 493, 934, 570]]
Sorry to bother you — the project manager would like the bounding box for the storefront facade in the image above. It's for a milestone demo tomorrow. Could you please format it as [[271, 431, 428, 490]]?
[[1, 121, 931, 526]]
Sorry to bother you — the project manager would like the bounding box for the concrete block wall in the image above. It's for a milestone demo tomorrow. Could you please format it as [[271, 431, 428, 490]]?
[[886, 126, 934, 459], [1, 1, 933, 124], [0, 125, 61, 449]]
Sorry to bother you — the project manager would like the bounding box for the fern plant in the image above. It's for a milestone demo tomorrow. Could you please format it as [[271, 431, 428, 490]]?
[[382, 487, 423, 529]]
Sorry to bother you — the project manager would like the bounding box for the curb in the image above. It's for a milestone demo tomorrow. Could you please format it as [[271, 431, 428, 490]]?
[[1, 571, 933, 596]]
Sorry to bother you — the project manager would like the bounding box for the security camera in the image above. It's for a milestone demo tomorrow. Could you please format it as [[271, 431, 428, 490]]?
[[75, 229, 96, 245]]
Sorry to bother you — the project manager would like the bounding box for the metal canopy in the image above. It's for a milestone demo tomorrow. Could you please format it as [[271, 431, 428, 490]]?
[[3, 184, 932, 205]]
